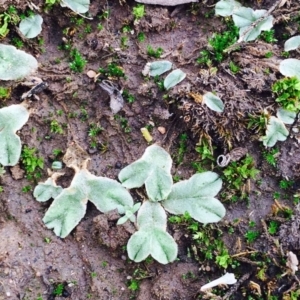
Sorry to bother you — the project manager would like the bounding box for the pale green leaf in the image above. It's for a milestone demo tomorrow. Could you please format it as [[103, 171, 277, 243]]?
[[279, 59, 300, 78], [88, 176, 134, 214], [284, 36, 300, 52], [215, 0, 242, 17], [261, 116, 289, 147], [137, 201, 166, 229], [276, 108, 296, 125], [19, 14, 43, 39], [162, 172, 225, 223], [0, 104, 30, 166], [127, 202, 177, 264], [119, 144, 173, 201], [0, 44, 38, 80], [203, 92, 224, 112], [164, 69, 186, 90], [61, 0, 90, 13], [33, 178, 63, 202], [149, 60, 172, 76], [43, 188, 87, 238]]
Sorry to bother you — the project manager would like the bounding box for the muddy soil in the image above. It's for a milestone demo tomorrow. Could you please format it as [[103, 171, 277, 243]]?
[[1, 0, 300, 299]]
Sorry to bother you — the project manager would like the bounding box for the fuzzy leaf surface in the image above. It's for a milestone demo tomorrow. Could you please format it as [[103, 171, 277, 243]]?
[[149, 60, 172, 76], [164, 69, 186, 90], [261, 116, 289, 147], [34, 178, 63, 202], [19, 14, 43, 38], [233, 8, 273, 41], [276, 108, 296, 125], [42, 170, 89, 238], [0, 104, 30, 166], [203, 92, 224, 112], [284, 36, 300, 52], [215, 0, 242, 17], [119, 144, 173, 201], [127, 202, 177, 264], [88, 177, 134, 214], [61, 0, 90, 13], [162, 172, 225, 223], [0, 44, 38, 80], [279, 59, 300, 79]]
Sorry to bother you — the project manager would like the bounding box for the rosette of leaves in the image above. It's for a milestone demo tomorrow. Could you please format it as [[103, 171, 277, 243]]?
[[119, 144, 225, 264], [33, 143, 135, 238], [0, 103, 30, 166]]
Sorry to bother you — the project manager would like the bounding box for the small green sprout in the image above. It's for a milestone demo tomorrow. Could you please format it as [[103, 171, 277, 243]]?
[[21, 146, 44, 181], [50, 120, 64, 134], [123, 89, 135, 103], [90, 272, 97, 278], [245, 230, 260, 243], [11, 37, 24, 49], [176, 133, 188, 164], [0, 87, 10, 99], [69, 49, 87, 73], [147, 45, 163, 58], [268, 221, 279, 235], [133, 4, 145, 21], [263, 147, 279, 167], [137, 32, 146, 42], [44, 237, 51, 243], [53, 283, 64, 296], [279, 179, 293, 190], [259, 30, 277, 43], [229, 61, 240, 74], [99, 63, 125, 78]]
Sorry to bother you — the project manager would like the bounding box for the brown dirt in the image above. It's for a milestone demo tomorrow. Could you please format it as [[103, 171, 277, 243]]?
[[1, 0, 300, 299]]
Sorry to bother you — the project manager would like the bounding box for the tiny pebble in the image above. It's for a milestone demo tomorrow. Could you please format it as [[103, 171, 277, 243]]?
[[157, 126, 166, 134], [121, 255, 127, 260], [115, 162, 122, 169], [86, 70, 97, 78], [292, 127, 299, 133], [6, 292, 10, 297], [36, 271, 41, 277]]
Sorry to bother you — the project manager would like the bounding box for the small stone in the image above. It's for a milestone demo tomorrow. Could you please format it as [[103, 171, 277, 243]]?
[[36, 272, 41, 277], [157, 126, 166, 134], [87, 70, 97, 78]]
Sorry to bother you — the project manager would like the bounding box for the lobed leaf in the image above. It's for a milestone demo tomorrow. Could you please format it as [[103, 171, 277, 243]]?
[[276, 108, 296, 125], [203, 92, 224, 112], [88, 176, 134, 214], [119, 144, 173, 201], [34, 178, 63, 202], [0, 44, 38, 80], [164, 69, 186, 90], [19, 14, 43, 39], [162, 172, 225, 223], [261, 116, 289, 147], [0, 104, 30, 166], [127, 201, 177, 264]]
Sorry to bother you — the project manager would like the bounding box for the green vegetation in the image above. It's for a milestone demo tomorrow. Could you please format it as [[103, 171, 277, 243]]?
[[123, 89, 135, 103], [247, 110, 269, 134], [147, 45, 164, 58], [197, 21, 239, 64], [69, 49, 87, 73], [21, 146, 44, 181], [0, 87, 10, 99], [272, 76, 300, 112], [279, 179, 293, 190], [137, 32, 146, 42], [268, 221, 279, 235], [244, 230, 260, 243], [99, 63, 125, 78], [263, 147, 279, 167], [259, 30, 277, 43], [50, 120, 64, 134], [53, 283, 64, 296], [0, 5, 19, 38], [114, 115, 131, 133], [132, 4, 145, 21], [11, 37, 24, 49], [222, 155, 259, 200], [176, 133, 188, 164], [229, 61, 240, 74]]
